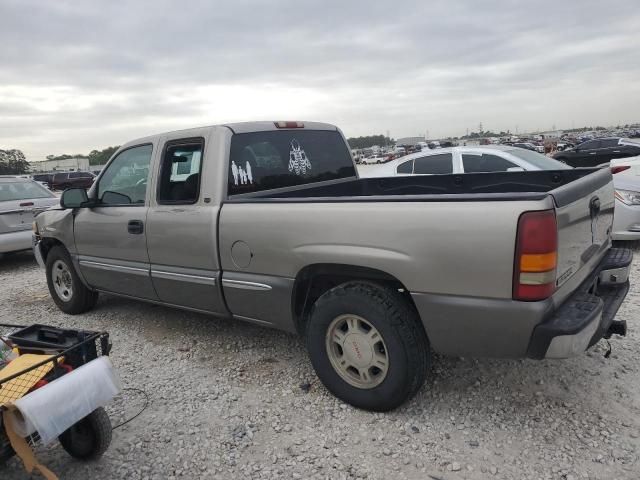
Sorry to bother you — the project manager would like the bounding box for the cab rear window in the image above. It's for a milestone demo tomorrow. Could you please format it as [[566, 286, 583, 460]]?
[[228, 130, 356, 196]]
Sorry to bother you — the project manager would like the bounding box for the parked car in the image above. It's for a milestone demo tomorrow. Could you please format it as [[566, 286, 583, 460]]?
[[360, 155, 385, 164], [601, 156, 640, 241], [33, 121, 631, 412], [359, 146, 570, 178], [50, 171, 96, 190], [31, 173, 54, 188], [513, 142, 536, 151], [553, 138, 640, 167], [0, 177, 59, 254]]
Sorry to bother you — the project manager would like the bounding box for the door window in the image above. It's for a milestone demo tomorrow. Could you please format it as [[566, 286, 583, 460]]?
[[462, 153, 517, 173], [97, 144, 153, 205], [413, 153, 453, 174], [157, 139, 204, 204], [396, 160, 413, 174], [580, 140, 601, 150], [600, 139, 620, 148]]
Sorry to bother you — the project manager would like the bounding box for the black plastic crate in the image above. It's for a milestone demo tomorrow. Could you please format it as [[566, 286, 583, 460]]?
[[8, 324, 91, 351]]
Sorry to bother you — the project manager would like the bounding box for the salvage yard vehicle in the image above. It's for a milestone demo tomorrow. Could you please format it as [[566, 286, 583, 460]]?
[[50, 171, 96, 191], [553, 137, 640, 167], [360, 145, 569, 178], [0, 177, 59, 255], [33, 121, 632, 411]]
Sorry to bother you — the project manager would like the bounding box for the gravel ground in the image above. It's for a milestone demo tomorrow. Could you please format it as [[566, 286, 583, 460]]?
[[1, 248, 639, 480]]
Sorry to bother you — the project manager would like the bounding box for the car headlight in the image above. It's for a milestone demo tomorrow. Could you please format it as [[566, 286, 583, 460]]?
[[615, 189, 640, 205]]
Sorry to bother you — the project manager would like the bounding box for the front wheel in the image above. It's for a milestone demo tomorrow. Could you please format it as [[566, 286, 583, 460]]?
[[59, 408, 112, 460], [305, 282, 429, 411], [46, 245, 98, 314]]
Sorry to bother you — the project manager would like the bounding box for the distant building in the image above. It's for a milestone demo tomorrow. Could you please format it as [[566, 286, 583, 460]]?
[[395, 136, 425, 146], [29, 157, 90, 173]]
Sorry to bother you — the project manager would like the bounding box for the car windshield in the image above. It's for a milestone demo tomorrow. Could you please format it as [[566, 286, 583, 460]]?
[[505, 149, 572, 170], [0, 181, 55, 202]]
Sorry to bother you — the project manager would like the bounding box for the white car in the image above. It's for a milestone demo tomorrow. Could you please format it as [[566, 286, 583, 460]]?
[[1, 177, 59, 255], [359, 146, 569, 178], [608, 156, 640, 240], [360, 155, 386, 165]]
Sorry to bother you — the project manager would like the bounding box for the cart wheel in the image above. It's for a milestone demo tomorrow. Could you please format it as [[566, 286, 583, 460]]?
[[59, 407, 112, 460]]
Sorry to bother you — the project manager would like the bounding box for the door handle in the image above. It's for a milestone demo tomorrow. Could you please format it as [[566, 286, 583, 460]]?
[[128, 220, 144, 234], [589, 152, 596, 155], [613, 150, 621, 153]]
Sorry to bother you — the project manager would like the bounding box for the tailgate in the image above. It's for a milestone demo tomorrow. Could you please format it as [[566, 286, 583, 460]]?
[[551, 168, 614, 292]]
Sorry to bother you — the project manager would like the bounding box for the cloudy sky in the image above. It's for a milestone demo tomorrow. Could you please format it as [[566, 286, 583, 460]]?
[[1, 0, 639, 160]]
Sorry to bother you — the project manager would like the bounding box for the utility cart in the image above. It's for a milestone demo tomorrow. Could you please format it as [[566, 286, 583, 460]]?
[[0, 323, 117, 471]]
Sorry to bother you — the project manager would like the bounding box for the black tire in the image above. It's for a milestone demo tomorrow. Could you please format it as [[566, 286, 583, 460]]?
[[46, 245, 98, 314], [305, 281, 429, 411], [59, 407, 112, 460]]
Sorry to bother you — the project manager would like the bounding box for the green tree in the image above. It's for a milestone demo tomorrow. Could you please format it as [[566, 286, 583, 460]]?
[[0, 149, 30, 174], [347, 135, 394, 149], [88, 146, 120, 166]]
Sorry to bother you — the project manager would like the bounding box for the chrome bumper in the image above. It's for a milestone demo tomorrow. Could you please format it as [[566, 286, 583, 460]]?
[[32, 236, 45, 268]]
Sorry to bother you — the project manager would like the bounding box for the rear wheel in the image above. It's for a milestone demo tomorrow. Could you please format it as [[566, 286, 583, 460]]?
[[46, 246, 98, 314], [59, 408, 112, 460], [305, 281, 429, 411]]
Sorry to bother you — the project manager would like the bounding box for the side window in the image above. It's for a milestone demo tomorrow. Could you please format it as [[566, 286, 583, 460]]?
[[98, 144, 153, 205], [601, 139, 620, 148], [462, 154, 517, 173], [396, 160, 413, 174], [413, 154, 453, 174], [69, 172, 83, 179], [157, 139, 204, 204], [581, 140, 601, 150]]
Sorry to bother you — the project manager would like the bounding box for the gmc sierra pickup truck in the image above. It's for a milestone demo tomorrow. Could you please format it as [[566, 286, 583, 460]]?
[[33, 121, 632, 411]]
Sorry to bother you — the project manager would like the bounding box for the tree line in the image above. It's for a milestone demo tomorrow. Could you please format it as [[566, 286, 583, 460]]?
[[347, 135, 394, 149], [46, 146, 121, 166], [0, 149, 30, 175]]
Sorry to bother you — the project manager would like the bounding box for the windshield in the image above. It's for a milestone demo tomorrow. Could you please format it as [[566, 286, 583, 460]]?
[[505, 149, 572, 170], [228, 130, 356, 195], [0, 181, 55, 202]]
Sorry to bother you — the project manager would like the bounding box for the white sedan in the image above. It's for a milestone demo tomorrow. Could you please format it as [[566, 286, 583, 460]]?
[[609, 156, 640, 240], [359, 146, 569, 178]]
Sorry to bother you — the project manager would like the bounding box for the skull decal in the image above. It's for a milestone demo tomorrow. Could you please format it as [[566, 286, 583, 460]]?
[[288, 139, 311, 175]]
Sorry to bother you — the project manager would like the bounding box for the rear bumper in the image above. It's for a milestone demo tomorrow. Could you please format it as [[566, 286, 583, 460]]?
[[526, 247, 632, 359], [0, 229, 32, 254], [611, 201, 640, 240]]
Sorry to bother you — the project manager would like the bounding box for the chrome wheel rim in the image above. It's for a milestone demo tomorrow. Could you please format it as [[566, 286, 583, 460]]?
[[52, 260, 73, 302], [325, 314, 389, 389]]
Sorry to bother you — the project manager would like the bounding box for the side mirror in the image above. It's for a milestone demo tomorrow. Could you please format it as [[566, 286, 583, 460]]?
[[60, 187, 89, 209]]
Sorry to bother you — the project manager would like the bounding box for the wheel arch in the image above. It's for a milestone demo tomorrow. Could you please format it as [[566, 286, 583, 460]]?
[[291, 263, 422, 336], [39, 236, 66, 263]]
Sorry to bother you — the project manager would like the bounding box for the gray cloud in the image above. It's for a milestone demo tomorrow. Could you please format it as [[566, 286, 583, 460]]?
[[1, 0, 639, 159]]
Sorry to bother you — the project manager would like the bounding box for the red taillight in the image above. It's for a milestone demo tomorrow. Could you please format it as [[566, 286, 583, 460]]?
[[611, 165, 630, 174], [513, 210, 558, 301], [274, 121, 304, 129]]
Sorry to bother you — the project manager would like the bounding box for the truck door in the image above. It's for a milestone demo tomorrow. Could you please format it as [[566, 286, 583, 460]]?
[[145, 133, 227, 314], [74, 143, 158, 299]]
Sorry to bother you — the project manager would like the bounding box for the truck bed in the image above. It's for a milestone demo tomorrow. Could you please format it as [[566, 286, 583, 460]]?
[[228, 168, 602, 205]]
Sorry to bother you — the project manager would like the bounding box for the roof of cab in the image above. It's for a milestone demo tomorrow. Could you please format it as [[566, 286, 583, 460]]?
[[120, 121, 339, 149]]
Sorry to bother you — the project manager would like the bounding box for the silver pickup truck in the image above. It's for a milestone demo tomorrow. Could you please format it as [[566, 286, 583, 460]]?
[[33, 121, 632, 411]]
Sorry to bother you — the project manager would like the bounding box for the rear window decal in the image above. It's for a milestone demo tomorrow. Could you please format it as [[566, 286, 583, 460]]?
[[288, 139, 312, 175], [231, 160, 254, 185]]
